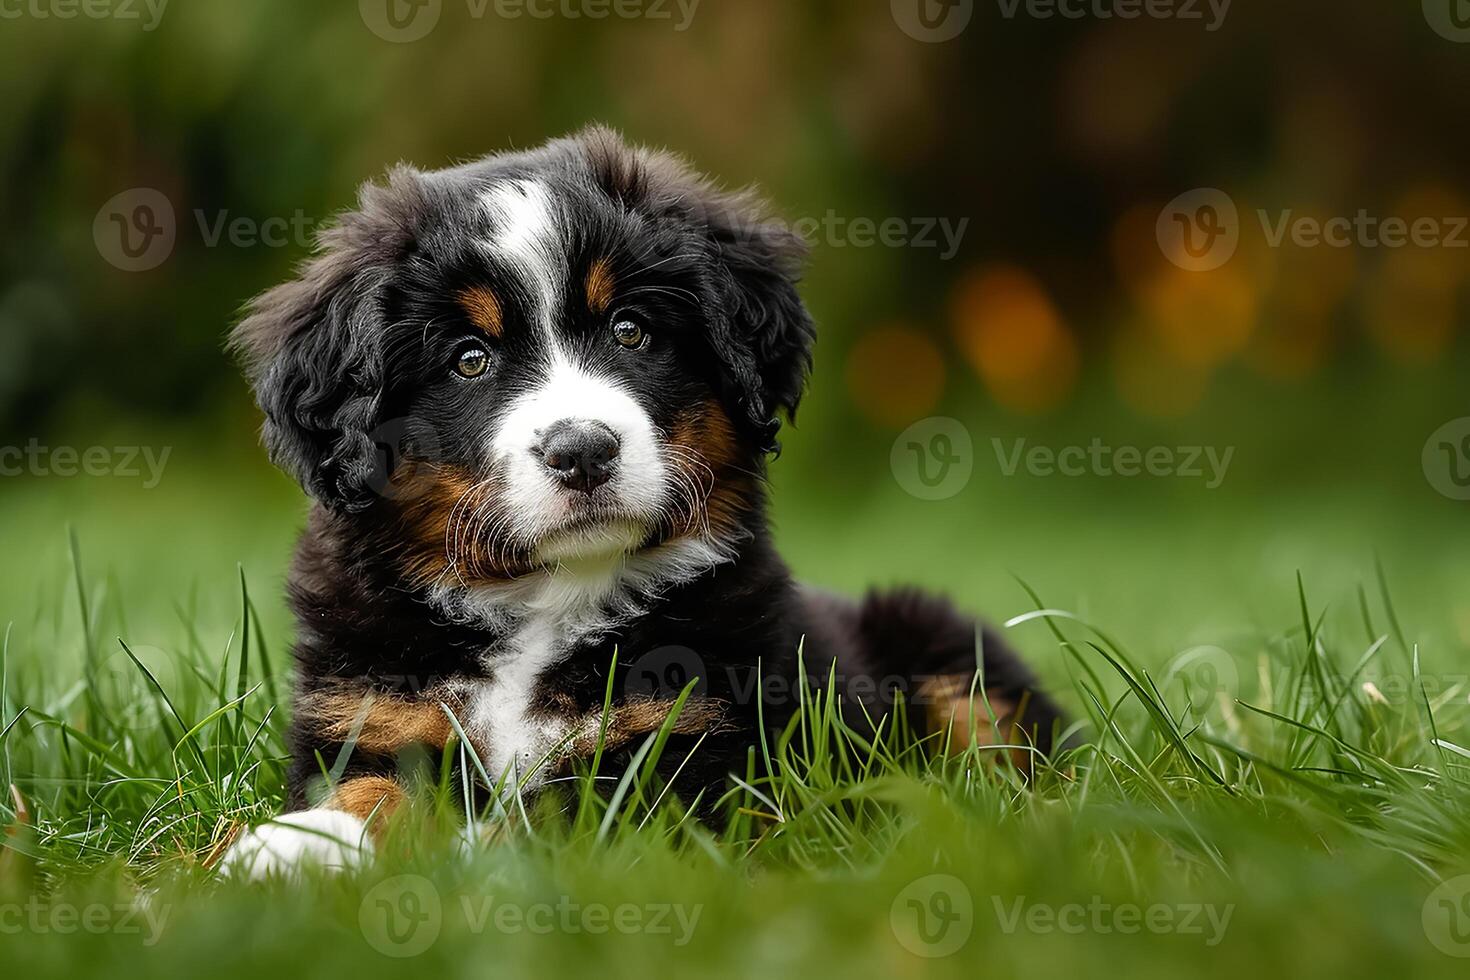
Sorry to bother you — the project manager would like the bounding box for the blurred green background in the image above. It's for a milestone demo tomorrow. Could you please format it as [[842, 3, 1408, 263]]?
[[1, 1, 1467, 711]]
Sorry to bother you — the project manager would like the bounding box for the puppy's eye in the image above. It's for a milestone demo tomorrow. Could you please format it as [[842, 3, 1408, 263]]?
[[453, 344, 490, 379], [612, 318, 646, 350]]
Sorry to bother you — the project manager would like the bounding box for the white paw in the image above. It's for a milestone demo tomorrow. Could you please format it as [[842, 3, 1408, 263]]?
[[220, 809, 372, 880]]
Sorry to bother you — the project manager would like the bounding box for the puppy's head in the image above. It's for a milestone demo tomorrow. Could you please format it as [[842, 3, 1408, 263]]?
[[232, 127, 813, 586]]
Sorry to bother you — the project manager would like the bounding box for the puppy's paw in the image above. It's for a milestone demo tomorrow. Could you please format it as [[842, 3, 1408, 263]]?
[[220, 809, 371, 881]]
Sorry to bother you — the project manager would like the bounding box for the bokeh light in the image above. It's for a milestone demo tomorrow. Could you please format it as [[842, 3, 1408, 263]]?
[[950, 265, 1079, 416], [844, 323, 946, 429]]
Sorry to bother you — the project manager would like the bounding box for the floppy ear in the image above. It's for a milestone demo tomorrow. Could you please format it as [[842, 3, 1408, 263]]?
[[700, 193, 816, 454], [577, 126, 815, 454], [230, 167, 425, 511]]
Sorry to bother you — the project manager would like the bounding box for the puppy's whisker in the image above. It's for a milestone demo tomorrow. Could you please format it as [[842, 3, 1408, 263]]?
[[622, 284, 700, 305], [443, 474, 500, 581]]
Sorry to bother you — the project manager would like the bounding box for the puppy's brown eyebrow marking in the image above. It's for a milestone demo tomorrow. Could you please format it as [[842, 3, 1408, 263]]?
[[585, 258, 615, 314], [458, 286, 503, 337]]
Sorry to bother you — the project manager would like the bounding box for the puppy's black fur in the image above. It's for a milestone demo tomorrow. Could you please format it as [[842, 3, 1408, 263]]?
[[232, 127, 1065, 820]]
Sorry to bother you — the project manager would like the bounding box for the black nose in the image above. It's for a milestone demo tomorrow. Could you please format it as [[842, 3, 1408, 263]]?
[[536, 420, 620, 494]]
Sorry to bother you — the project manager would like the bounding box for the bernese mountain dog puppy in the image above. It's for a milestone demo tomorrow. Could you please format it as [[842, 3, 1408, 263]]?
[[222, 127, 1065, 877]]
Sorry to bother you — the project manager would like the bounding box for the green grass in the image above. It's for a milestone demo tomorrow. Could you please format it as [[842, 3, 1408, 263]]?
[[3, 426, 1470, 978]]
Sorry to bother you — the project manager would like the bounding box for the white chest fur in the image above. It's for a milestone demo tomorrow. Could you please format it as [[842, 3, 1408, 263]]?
[[435, 537, 739, 795], [466, 612, 572, 792]]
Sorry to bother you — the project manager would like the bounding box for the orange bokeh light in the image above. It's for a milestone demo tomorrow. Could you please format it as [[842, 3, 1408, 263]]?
[[844, 322, 946, 429], [950, 265, 1079, 415]]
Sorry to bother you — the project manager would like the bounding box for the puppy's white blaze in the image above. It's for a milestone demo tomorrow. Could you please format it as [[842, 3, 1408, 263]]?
[[480, 179, 564, 339], [491, 356, 668, 553], [220, 809, 370, 880]]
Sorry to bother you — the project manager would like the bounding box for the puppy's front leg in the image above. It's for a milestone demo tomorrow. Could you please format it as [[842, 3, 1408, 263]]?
[[221, 687, 452, 880], [220, 776, 405, 880]]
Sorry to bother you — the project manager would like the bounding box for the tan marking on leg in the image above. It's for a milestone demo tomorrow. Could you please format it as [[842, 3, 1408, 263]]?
[[458, 286, 504, 337], [918, 675, 1034, 770], [585, 258, 616, 314], [564, 697, 731, 759], [327, 776, 407, 825], [299, 688, 458, 755]]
